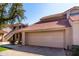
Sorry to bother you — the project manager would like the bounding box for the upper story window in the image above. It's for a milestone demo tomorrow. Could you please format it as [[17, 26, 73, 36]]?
[[70, 12, 79, 16]]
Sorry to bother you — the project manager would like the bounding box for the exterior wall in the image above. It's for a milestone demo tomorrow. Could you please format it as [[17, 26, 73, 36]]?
[[66, 10, 71, 19], [0, 34, 3, 42], [0, 36, 2, 41], [72, 21, 79, 45], [25, 32, 29, 45], [3, 27, 12, 33], [0, 33, 8, 42]]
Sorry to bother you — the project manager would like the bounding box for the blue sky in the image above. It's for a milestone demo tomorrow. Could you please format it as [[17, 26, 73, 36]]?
[[22, 3, 79, 25]]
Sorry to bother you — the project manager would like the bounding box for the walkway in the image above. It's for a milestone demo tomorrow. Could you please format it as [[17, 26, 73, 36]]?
[[0, 49, 42, 56]]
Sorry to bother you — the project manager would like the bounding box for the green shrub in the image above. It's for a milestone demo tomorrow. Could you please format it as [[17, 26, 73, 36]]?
[[72, 45, 79, 56]]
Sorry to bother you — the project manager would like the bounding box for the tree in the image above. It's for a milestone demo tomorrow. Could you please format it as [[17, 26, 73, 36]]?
[[0, 3, 25, 29]]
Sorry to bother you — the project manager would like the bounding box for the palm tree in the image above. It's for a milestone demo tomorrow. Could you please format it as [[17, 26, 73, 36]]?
[[0, 3, 25, 44], [0, 3, 25, 29]]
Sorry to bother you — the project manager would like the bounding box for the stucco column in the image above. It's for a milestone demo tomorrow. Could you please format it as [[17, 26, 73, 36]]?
[[65, 28, 72, 49], [22, 32, 26, 45]]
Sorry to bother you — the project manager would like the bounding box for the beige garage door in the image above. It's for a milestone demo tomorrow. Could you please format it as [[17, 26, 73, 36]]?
[[27, 30, 65, 48]]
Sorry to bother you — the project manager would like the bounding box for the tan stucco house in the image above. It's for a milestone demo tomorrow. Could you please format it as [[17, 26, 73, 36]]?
[[3, 6, 79, 49]]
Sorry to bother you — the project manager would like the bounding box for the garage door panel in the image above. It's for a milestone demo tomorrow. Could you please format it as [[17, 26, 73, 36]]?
[[27, 31, 64, 48]]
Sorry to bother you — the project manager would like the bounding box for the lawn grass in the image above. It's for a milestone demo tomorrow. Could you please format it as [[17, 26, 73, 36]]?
[[0, 46, 8, 52]]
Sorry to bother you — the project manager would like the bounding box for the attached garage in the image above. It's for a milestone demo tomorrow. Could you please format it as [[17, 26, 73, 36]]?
[[16, 21, 72, 49], [27, 30, 65, 48]]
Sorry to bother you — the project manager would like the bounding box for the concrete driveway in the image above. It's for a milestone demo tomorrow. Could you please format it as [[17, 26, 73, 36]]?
[[0, 44, 66, 56]]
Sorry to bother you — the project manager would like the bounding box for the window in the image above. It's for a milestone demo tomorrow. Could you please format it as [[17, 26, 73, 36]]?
[[70, 13, 79, 16]]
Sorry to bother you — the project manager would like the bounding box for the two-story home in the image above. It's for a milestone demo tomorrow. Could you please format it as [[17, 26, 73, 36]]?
[[5, 6, 79, 49]]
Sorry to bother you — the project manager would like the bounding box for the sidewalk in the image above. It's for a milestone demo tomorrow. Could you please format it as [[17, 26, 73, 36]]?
[[0, 42, 9, 45], [0, 49, 42, 56]]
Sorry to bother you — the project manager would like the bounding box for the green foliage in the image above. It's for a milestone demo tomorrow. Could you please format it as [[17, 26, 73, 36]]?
[[0, 3, 25, 29], [0, 46, 8, 52], [72, 46, 79, 56]]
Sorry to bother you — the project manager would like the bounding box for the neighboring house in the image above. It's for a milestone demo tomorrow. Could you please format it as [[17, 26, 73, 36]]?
[[5, 6, 79, 49], [1, 23, 27, 43]]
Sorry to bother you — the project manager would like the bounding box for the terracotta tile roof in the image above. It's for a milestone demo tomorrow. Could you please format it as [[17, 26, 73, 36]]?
[[0, 30, 7, 34], [15, 6, 79, 33], [15, 19, 70, 33], [65, 6, 79, 12], [39, 6, 79, 23], [70, 15, 79, 21], [40, 12, 66, 22]]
